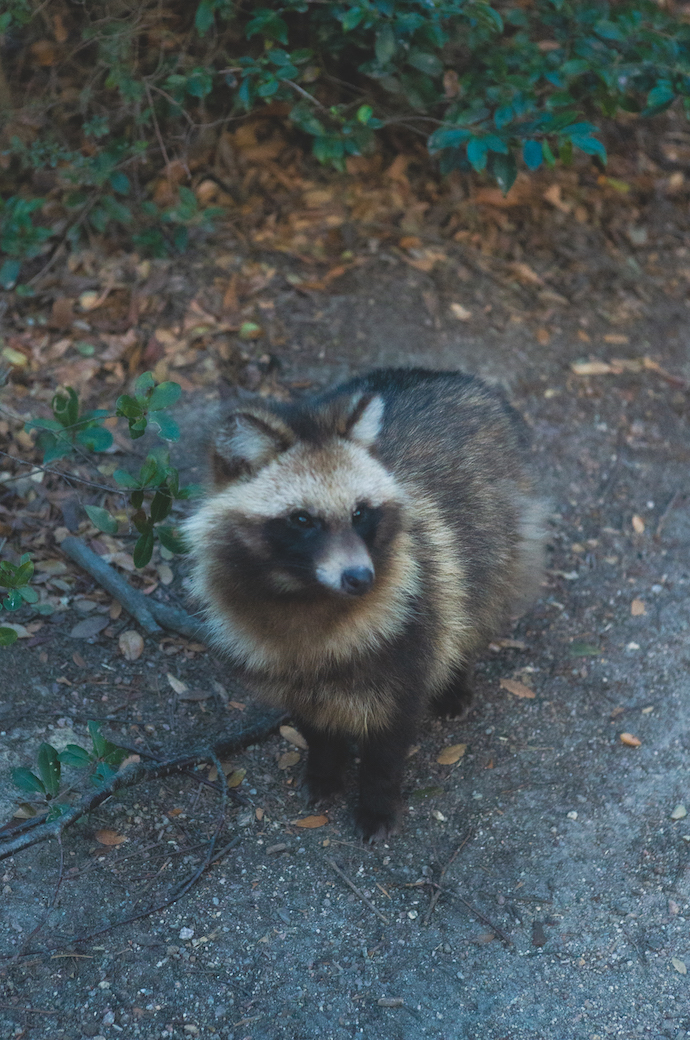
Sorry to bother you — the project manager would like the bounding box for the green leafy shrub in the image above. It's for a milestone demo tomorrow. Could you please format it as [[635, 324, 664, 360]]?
[[25, 371, 197, 568], [2, 0, 690, 280], [0, 554, 38, 646], [12, 721, 127, 820]]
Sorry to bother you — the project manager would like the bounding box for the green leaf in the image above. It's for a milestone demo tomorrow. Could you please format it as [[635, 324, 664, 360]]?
[[407, 51, 443, 77], [357, 105, 373, 125], [150, 489, 173, 523], [3, 590, 23, 611], [490, 152, 517, 195], [138, 457, 159, 487], [0, 259, 21, 289], [53, 387, 79, 428], [246, 9, 288, 45], [76, 426, 113, 452], [149, 412, 180, 441], [195, 0, 215, 34], [84, 505, 119, 535], [542, 139, 556, 167], [14, 560, 34, 585], [109, 171, 130, 195], [157, 525, 188, 554], [644, 82, 675, 115], [0, 625, 18, 645], [18, 586, 38, 603], [571, 135, 607, 162], [37, 742, 61, 798], [523, 139, 543, 170], [12, 767, 45, 794], [88, 720, 108, 758], [341, 7, 364, 31], [375, 24, 396, 66], [113, 468, 139, 488], [58, 744, 93, 768], [134, 371, 156, 399], [128, 417, 147, 439], [147, 381, 182, 411], [467, 136, 488, 172], [428, 127, 471, 153], [116, 394, 142, 419], [133, 529, 155, 568]]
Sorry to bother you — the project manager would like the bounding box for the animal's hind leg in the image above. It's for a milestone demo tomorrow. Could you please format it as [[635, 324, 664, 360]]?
[[431, 664, 475, 719], [294, 717, 349, 803]]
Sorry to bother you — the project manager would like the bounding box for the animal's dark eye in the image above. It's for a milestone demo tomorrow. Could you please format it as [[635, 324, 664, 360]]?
[[288, 511, 315, 529], [352, 503, 370, 525]]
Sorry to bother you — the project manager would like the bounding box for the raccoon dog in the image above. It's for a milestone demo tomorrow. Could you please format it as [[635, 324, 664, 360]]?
[[184, 368, 544, 840]]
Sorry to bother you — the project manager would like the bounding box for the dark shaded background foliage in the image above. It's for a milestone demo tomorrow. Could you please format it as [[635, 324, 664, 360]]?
[[2, 0, 690, 287]]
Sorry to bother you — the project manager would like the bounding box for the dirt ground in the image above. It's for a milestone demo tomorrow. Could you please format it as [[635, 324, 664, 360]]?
[[1, 166, 690, 1040]]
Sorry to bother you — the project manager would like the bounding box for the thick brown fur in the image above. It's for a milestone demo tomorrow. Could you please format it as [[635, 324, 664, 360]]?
[[183, 369, 545, 840]]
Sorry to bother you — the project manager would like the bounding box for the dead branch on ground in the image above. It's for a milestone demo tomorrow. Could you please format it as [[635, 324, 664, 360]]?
[[0, 705, 287, 861]]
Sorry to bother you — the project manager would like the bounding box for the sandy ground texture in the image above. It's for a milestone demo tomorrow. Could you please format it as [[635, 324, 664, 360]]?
[[1, 184, 690, 1040]]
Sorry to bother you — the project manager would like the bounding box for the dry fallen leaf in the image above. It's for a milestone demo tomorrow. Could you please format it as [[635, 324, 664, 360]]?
[[671, 958, 687, 975], [228, 700, 246, 711], [670, 804, 687, 820], [70, 616, 109, 639], [255, 807, 265, 821], [449, 302, 472, 321], [167, 673, 188, 694], [95, 829, 128, 846], [109, 600, 123, 620], [620, 733, 642, 747], [277, 750, 301, 770], [536, 327, 550, 346], [631, 599, 646, 617], [489, 638, 527, 651], [631, 515, 645, 534], [499, 678, 536, 699], [292, 814, 328, 828], [118, 754, 141, 771], [227, 768, 246, 788], [177, 688, 213, 702], [509, 262, 544, 287], [119, 630, 144, 661], [157, 563, 174, 585], [13, 803, 37, 819], [1, 622, 30, 639], [280, 725, 308, 750], [436, 743, 467, 765], [571, 360, 612, 376]]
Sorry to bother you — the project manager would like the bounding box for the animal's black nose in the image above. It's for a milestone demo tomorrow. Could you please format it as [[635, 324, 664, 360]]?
[[340, 566, 374, 595]]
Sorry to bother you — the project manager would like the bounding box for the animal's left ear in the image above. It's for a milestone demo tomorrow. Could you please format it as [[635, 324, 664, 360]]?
[[344, 393, 385, 448]]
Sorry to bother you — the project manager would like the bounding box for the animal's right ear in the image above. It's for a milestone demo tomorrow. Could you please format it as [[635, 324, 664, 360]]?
[[211, 410, 294, 485]]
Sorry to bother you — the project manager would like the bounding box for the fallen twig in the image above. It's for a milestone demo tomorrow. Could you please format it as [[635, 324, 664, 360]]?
[[0, 705, 286, 861], [326, 857, 389, 924], [655, 490, 683, 541], [61, 536, 207, 640], [422, 830, 472, 925], [440, 886, 513, 947]]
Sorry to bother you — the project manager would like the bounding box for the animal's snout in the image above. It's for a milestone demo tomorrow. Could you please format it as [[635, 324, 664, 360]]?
[[340, 566, 374, 596]]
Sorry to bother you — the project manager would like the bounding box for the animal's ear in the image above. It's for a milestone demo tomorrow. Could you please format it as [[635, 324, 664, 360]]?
[[343, 393, 385, 449], [211, 409, 294, 485]]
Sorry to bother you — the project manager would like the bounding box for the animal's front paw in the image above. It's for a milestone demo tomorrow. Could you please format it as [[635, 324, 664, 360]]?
[[354, 805, 400, 843]]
